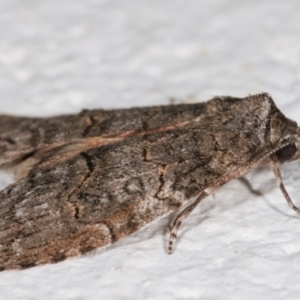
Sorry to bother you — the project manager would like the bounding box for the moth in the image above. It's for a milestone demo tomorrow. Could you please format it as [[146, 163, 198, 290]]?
[[0, 93, 299, 271]]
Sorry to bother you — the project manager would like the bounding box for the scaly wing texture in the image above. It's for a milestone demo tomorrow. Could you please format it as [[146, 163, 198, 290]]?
[[0, 94, 286, 270], [0, 103, 206, 166]]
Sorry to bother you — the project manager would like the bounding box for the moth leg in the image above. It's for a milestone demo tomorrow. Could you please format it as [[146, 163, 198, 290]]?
[[168, 191, 208, 254], [270, 154, 300, 215]]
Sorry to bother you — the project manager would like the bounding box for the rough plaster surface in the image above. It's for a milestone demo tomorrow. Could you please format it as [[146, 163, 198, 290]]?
[[1, 1, 300, 299]]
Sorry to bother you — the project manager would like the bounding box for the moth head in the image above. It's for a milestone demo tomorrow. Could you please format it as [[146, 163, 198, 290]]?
[[270, 111, 300, 163]]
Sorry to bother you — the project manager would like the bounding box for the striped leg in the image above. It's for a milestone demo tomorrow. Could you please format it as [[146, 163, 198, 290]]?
[[168, 191, 208, 254]]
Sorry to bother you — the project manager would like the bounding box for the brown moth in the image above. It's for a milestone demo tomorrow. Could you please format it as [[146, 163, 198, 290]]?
[[0, 93, 299, 271]]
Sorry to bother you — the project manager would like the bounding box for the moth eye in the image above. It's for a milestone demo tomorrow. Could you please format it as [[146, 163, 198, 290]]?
[[275, 143, 297, 163]]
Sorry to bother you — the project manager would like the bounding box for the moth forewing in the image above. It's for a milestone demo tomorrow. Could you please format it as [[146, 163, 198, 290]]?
[[0, 93, 300, 271]]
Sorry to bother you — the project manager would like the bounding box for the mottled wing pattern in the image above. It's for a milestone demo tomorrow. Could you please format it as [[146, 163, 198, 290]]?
[[0, 94, 293, 270], [0, 103, 207, 167], [0, 103, 209, 270]]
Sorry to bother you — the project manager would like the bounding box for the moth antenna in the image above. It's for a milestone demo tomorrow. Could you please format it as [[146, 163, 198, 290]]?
[[270, 154, 300, 215], [168, 191, 208, 254]]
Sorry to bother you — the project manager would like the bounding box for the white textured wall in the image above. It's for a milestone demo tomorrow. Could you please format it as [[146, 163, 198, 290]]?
[[1, 1, 300, 299]]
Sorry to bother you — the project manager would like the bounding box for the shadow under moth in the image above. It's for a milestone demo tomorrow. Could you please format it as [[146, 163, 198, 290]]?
[[0, 93, 299, 271]]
